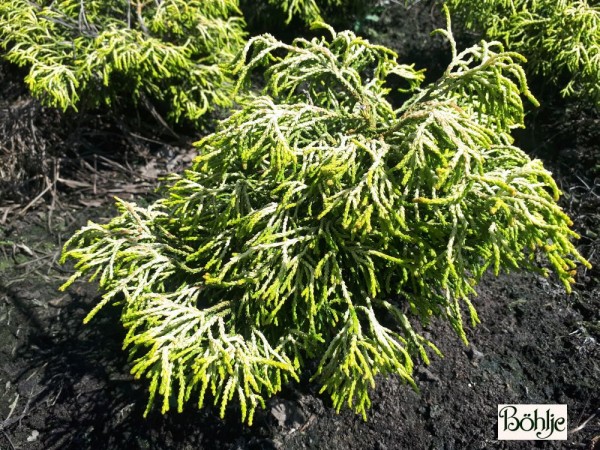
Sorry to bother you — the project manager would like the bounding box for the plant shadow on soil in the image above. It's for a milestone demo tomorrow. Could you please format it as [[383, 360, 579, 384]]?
[[1, 1, 600, 449], [4, 286, 270, 449]]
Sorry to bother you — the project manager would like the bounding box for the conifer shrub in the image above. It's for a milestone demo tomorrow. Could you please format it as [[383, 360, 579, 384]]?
[[0, 0, 246, 123], [60, 12, 590, 424], [446, 0, 600, 104]]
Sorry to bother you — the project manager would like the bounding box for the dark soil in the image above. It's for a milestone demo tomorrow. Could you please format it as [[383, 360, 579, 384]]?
[[1, 2, 599, 449]]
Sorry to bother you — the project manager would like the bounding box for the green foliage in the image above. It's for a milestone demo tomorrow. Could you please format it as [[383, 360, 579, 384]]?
[[60, 13, 589, 423], [446, 0, 600, 104], [258, 0, 385, 24], [0, 0, 246, 122], [269, 0, 337, 23]]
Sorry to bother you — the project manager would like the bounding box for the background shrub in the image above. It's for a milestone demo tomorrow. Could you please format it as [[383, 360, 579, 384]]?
[[0, 0, 247, 124], [446, 0, 600, 104]]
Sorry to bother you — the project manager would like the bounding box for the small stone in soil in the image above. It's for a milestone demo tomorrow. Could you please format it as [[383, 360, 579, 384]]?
[[270, 399, 306, 431], [467, 344, 484, 363], [416, 366, 441, 383]]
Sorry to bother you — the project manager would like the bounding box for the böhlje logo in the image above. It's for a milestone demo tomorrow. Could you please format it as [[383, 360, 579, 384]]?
[[498, 404, 568, 440]]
